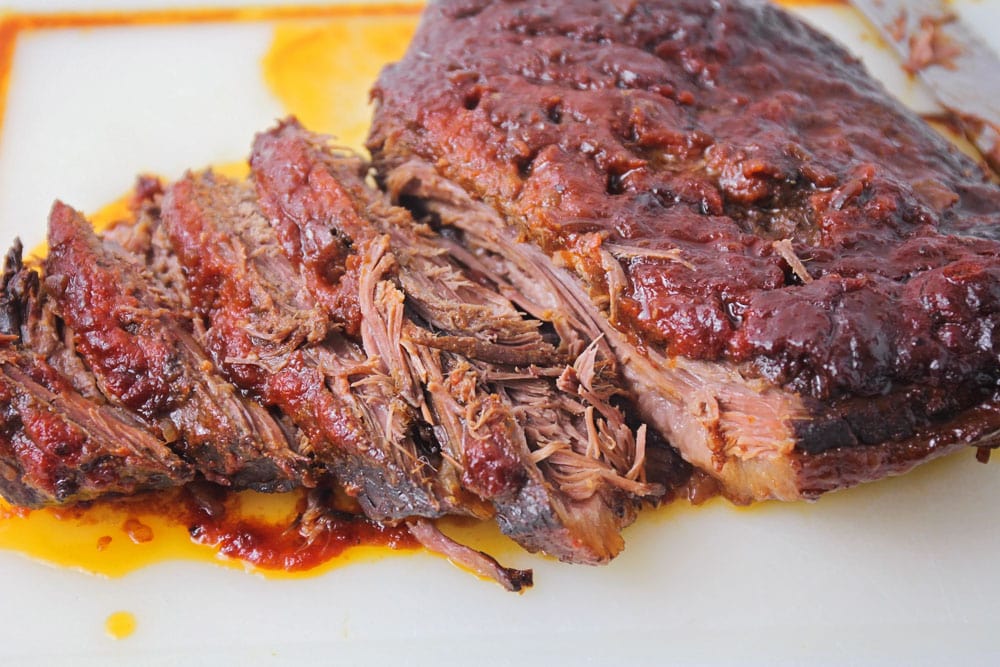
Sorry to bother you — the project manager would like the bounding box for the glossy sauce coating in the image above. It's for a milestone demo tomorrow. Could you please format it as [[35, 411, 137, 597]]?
[[370, 0, 1000, 400]]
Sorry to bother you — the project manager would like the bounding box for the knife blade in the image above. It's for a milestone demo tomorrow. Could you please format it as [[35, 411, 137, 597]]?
[[849, 0, 1000, 175]]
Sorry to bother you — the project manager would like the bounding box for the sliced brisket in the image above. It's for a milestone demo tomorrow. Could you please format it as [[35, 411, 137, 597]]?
[[159, 170, 483, 521], [0, 242, 192, 506], [368, 0, 1000, 502], [44, 202, 305, 492], [250, 120, 670, 562]]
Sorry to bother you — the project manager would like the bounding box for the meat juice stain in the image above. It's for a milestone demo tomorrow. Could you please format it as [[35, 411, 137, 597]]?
[[261, 16, 419, 152], [0, 486, 419, 579], [105, 611, 136, 641]]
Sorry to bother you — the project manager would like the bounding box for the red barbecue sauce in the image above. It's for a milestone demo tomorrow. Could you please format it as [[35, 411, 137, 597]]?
[[176, 485, 418, 573]]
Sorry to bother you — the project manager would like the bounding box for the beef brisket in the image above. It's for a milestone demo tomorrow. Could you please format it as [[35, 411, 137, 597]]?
[[0, 0, 997, 588], [44, 202, 306, 492], [0, 243, 193, 506], [249, 120, 668, 562], [368, 0, 1000, 502], [159, 170, 486, 521]]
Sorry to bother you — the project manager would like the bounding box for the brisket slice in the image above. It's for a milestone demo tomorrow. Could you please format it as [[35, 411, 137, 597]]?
[[44, 202, 305, 492], [0, 242, 192, 507], [368, 0, 1000, 502], [159, 170, 484, 522], [249, 119, 674, 563], [109, 182, 318, 485]]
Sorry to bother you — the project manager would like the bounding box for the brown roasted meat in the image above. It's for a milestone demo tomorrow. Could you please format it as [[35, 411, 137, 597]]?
[[44, 202, 307, 492], [0, 243, 193, 507], [368, 0, 1000, 502], [249, 119, 675, 562], [159, 170, 486, 522]]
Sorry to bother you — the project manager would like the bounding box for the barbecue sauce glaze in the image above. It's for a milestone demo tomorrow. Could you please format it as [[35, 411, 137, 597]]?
[[369, 0, 1000, 405]]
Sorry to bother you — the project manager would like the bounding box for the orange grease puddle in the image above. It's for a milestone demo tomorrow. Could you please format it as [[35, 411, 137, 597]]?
[[105, 611, 136, 640], [262, 17, 418, 150], [0, 484, 422, 579]]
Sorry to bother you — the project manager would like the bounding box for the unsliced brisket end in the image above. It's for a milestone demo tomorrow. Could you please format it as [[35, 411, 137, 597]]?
[[249, 119, 673, 562], [43, 202, 305, 492], [0, 243, 192, 507], [159, 170, 482, 522], [387, 159, 1000, 503], [369, 0, 1000, 502]]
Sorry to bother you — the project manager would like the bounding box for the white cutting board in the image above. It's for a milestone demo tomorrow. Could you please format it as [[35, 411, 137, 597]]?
[[0, 2, 998, 665]]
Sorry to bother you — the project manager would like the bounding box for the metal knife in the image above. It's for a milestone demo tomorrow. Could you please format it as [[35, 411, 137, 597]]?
[[849, 0, 1000, 175]]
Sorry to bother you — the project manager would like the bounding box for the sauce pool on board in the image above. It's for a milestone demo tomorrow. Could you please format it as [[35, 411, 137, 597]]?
[[261, 15, 418, 149]]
